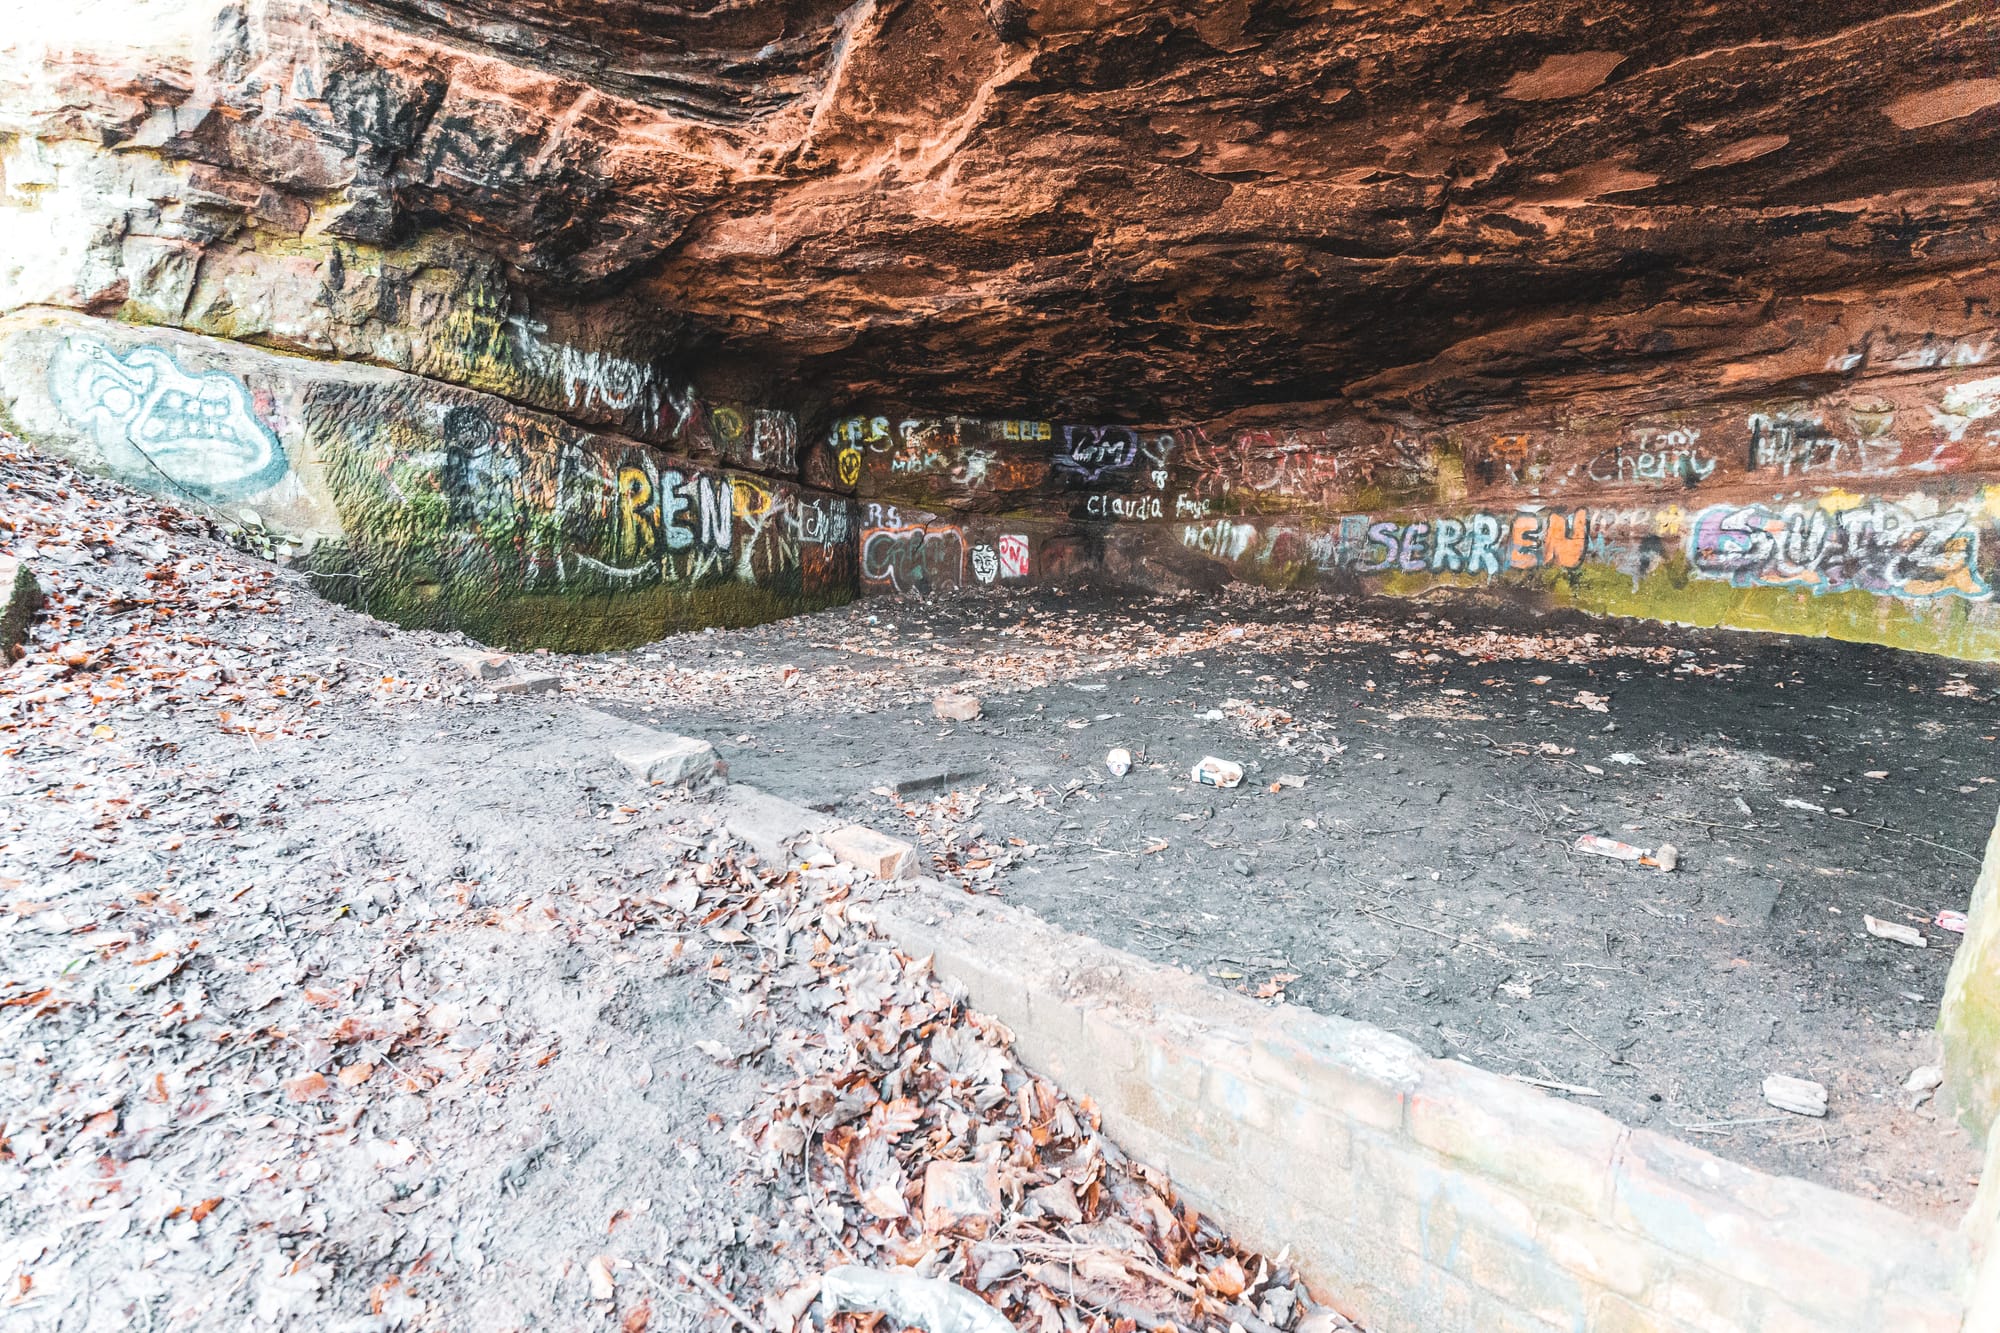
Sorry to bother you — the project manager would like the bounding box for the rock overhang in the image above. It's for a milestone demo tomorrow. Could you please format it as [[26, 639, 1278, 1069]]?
[[7, 0, 2000, 655]]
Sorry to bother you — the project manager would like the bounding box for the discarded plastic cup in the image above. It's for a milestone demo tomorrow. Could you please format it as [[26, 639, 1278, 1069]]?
[[1192, 756, 1244, 789], [1105, 748, 1133, 777]]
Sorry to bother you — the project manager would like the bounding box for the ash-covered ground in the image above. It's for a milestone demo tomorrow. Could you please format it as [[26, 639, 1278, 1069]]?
[[569, 584, 1993, 1221]]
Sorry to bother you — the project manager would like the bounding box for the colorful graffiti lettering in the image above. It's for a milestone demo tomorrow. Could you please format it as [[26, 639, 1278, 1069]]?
[[1353, 510, 1588, 575], [321, 390, 829, 599], [997, 535, 1030, 579], [48, 337, 290, 502], [860, 525, 967, 594], [1687, 500, 1990, 600]]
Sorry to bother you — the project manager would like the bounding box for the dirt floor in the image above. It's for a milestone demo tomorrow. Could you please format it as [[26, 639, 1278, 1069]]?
[[3, 436, 1987, 1333], [0, 445, 1344, 1332], [563, 584, 1995, 1224]]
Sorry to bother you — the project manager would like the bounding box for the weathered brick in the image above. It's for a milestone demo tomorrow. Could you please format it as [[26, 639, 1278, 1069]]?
[[1534, 1201, 1665, 1302], [1262, 1009, 1422, 1136], [823, 823, 918, 879], [1264, 1088, 1356, 1172], [1587, 1288, 1706, 1333], [1405, 1058, 1623, 1219], [1609, 1126, 1958, 1324], [1348, 1126, 1539, 1266], [1448, 1219, 1595, 1327]]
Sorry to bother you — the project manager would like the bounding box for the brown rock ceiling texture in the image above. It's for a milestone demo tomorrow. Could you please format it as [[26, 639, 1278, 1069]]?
[[39, 0, 2000, 425]]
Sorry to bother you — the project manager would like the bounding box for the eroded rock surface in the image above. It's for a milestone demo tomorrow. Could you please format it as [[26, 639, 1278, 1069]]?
[[6, 2, 2000, 654]]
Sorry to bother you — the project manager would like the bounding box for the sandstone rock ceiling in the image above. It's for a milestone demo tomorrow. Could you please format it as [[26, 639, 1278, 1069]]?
[[182, 1, 2000, 420]]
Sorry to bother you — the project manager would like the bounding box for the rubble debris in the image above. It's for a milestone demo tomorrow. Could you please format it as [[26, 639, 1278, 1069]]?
[[1763, 1074, 1830, 1117], [1573, 834, 1679, 871], [1865, 915, 1928, 948], [1906, 1066, 1945, 1095], [921, 1158, 1004, 1237], [1938, 910, 1969, 934], [1192, 756, 1244, 788], [934, 692, 983, 722], [824, 823, 920, 879], [616, 732, 728, 789]]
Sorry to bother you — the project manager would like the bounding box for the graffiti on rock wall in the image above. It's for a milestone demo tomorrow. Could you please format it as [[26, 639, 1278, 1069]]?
[[1932, 378, 2000, 443], [1180, 427, 1345, 505], [317, 388, 837, 599], [1577, 427, 1719, 487], [1350, 509, 1589, 575], [48, 337, 290, 502], [997, 535, 1030, 579], [1687, 499, 1990, 600], [507, 316, 670, 436], [1827, 329, 1996, 374], [507, 317, 799, 473], [833, 416, 1051, 494], [861, 524, 966, 595], [1055, 425, 1175, 483]]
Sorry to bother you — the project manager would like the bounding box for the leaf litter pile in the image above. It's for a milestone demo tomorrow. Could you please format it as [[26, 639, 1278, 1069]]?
[[1, 436, 1360, 1330]]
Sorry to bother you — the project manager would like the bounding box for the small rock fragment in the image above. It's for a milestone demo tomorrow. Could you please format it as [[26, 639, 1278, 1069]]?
[[1104, 747, 1132, 777], [1762, 1073, 1828, 1117], [1864, 915, 1927, 948], [934, 692, 982, 722], [1905, 1066, 1945, 1094]]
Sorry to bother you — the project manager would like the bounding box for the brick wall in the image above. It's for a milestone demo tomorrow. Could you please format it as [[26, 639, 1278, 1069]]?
[[873, 885, 1968, 1333]]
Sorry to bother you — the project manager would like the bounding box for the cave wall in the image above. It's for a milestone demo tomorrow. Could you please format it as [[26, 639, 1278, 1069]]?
[[0, 0, 859, 648], [844, 324, 2000, 659], [6, 0, 2000, 656]]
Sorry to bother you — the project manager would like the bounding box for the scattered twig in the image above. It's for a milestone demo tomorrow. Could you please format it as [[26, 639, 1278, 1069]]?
[[673, 1258, 765, 1333]]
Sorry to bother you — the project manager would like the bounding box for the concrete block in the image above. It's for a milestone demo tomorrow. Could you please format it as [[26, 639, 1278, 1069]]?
[[616, 733, 725, 788], [0, 555, 42, 658], [889, 766, 986, 800], [824, 823, 918, 879]]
